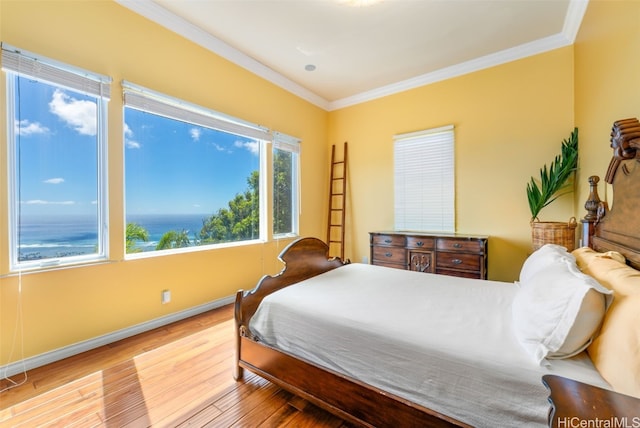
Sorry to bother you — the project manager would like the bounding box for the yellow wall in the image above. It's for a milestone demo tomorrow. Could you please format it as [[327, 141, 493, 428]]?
[[329, 48, 576, 281], [573, 0, 640, 209], [0, 1, 328, 364], [1, 0, 639, 367]]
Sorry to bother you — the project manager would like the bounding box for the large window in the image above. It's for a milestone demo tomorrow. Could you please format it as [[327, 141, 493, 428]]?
[[2, 44, 110, 270], [272, 133, 300, 237], [394, 125, 455, 232], [123, 82, 269, 255]]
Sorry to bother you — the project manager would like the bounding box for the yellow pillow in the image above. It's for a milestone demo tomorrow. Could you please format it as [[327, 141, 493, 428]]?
[[572, 247, 626, 271], [587, 294, 640, 398], [577, 249, 640, 297], [571, 248, 640, 398]]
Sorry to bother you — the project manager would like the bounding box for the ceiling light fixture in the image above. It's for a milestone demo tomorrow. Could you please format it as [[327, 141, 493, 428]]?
[[338, 0, 383, 7]]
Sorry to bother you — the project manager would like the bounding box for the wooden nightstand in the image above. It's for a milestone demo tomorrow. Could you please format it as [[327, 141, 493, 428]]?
[[542, 375, 640, 427]]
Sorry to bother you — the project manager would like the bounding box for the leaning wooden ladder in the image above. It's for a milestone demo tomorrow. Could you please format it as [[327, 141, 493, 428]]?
[[326, 142, 348, 260]]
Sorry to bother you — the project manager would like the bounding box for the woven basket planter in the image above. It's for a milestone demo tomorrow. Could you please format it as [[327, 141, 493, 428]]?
[[531, 218, 578, 251]]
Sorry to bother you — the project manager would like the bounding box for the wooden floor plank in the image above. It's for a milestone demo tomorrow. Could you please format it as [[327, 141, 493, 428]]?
[[0, 304, 351, 427]]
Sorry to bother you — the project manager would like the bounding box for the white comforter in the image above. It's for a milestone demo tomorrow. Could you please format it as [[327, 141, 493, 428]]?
[[249, 263, 610, 427]]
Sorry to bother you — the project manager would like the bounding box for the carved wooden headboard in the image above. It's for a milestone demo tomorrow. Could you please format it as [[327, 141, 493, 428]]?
[[583, 118, 640, 269]]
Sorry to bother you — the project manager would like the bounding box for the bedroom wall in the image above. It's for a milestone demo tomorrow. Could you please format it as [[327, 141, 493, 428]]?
[[328, 48, 576, 282], [573, 0, 640, 211], [1, 0, 637, 369], [0, 1, 329, 366]]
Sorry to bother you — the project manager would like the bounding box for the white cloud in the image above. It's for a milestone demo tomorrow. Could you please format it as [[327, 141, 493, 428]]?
[[15, 119, 49, 136], [190, 128, 201, 141], [23, 200, 75, 205], [49, 89, 97, 136], [124, 122, 141, 149], [235, 140, 259, 155], [44, 178, 64, 184]]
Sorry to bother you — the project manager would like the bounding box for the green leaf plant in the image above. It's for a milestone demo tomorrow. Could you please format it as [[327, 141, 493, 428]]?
[[526, 128, 579, 222]]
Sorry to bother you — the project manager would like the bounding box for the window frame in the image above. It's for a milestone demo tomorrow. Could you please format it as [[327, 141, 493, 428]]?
[[122, 81, 270, 258], [2, 44, 111, 271], [272, 132, 300, 238]]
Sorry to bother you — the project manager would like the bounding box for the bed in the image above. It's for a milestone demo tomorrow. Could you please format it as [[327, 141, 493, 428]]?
[[233, 119, 640, 427]]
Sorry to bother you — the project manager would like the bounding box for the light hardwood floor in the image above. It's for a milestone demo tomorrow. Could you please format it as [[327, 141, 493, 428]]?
[[0, 304, 351, 427]]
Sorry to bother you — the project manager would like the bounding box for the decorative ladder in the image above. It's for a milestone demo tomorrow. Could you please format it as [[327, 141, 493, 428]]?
[[326, 142, 348, 260]]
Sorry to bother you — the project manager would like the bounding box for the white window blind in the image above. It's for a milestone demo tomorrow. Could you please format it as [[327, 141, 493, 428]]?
[[394, 125, 455, 232], [272, 131, 301, 153], [122, 81, 270, 141], [1, 43, 111, 98]]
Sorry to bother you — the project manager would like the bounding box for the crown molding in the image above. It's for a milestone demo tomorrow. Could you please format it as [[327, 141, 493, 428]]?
[[114, 0, 331, 110], [116, 0, 587, 112], [328, 32, 573, 110]]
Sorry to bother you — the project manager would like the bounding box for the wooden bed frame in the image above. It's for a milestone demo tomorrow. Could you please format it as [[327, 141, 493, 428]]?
[[234, 119, 640, 427]]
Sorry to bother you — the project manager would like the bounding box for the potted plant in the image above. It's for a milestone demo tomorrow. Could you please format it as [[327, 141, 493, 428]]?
[[526, 128, 579, 250]]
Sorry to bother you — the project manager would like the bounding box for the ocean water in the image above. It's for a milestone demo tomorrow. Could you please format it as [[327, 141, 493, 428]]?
[[127, 214, 206, 252], [17, 214, 209, 260]]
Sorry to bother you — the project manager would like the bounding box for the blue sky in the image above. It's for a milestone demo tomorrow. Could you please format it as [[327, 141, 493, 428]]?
[[15, 76, 260, 218], [16, 77, 98, 217], [124, 108, 260, 216]]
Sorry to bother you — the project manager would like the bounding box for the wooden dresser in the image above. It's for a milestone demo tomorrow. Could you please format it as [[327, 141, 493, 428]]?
[[369, 231, 488, 279]]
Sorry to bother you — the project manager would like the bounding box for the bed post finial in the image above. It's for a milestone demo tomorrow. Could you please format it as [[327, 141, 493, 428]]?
[[583, 176, 601, 222], [581, 176, 602, 248]]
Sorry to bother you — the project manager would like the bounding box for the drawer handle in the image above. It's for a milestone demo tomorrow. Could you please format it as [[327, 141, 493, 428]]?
[[385, 252, 392, 257], [453, 243, 462, 248], [384, 239, 392, 244], [452, 258, 462, 264], [416, 241, 424, 247]]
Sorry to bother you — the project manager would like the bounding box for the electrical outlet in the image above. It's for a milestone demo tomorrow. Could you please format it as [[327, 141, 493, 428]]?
[[362, 256, 369, 264], [161, 289, 171, 304]]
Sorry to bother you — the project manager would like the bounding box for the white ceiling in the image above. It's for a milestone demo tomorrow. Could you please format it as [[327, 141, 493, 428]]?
[[116, 0, 587, 111]]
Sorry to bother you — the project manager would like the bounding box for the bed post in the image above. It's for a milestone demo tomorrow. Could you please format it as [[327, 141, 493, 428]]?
[[233, 290, 246, 380], [581, 175, 603, 248]]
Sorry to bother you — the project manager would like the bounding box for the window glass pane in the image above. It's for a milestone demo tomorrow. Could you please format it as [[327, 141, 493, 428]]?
[[11, 76, 103, 265], [124, 107, 262, 254], [273, 148, 294, 235]]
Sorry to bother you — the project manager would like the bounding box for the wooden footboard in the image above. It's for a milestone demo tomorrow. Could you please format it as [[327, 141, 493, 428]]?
[[233, 237, 467, 427], [238, 335, 466, 427], [234, 237, 347, 380]]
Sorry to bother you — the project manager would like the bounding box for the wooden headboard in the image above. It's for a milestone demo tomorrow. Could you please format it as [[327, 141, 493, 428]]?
[[583, 118, 640, 269]]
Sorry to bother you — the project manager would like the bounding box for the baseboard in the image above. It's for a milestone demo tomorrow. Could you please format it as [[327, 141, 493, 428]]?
[[0, 295, 235, 378]]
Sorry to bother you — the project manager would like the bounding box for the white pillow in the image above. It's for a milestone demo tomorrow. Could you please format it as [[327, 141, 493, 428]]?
[[519, 244, 575, 284], [512, 258, 613, 364]]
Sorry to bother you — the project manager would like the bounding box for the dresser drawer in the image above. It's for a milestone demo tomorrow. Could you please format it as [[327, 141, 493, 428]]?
[[374, 260, 406, 270], [436, 268, 482, 279], [372, 246, 406, 265], [406, 236, 435, 249], [436, 252, 482, 271], [437, 238, 484, 253], [371, 234, 405, 247]]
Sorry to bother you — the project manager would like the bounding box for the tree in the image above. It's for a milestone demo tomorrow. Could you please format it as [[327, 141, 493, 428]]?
[[156, 229, 192, 250], [273, 150, 293, 235], [200, 170, 260, 243], [126, 222, 149, 253]]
